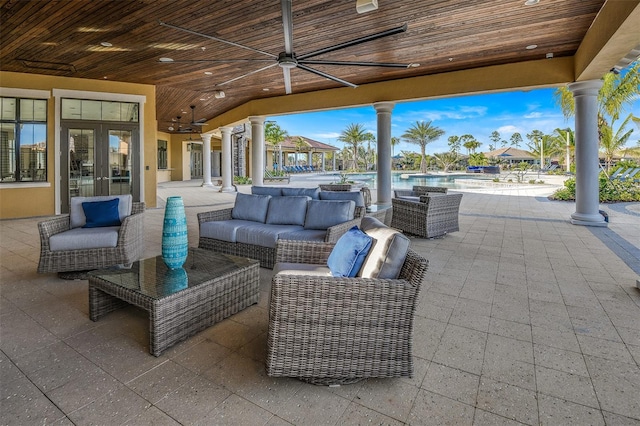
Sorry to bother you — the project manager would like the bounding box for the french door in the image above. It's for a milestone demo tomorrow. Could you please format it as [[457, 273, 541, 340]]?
[[61, 122, 139, 212]]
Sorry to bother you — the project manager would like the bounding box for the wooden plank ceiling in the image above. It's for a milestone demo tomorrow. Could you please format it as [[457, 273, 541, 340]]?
[[1, 0, 605, 133]]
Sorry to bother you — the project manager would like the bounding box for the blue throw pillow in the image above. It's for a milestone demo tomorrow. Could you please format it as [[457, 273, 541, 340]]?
[[327, 226, 373, 277], [82, 198, 121, 228]]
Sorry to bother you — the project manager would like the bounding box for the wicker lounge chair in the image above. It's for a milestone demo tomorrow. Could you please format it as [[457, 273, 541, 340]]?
[[37, 196, 145, 273], [266, 223, 428, 385], [391, 193, 462, 238]]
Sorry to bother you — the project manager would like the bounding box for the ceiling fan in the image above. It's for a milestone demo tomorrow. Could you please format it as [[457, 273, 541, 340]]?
[[159, 0, 414, 94], [166, 105, 206, 133]]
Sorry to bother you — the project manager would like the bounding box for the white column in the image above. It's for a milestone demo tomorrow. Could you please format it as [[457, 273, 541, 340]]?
[[307, 151, 312, 170], [278, 147, 283, 171], [201, 133, 213, 187], [249, 116, 265, 186], [568, 80, 606, 227], [321, 152, 326, 172], [220, 126, 235, 193], [374, 102, 395, 206], [333, 153, 336, 171]]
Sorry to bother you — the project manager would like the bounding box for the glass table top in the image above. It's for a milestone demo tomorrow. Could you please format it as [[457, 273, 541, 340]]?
[[89, 248, 257, 299]]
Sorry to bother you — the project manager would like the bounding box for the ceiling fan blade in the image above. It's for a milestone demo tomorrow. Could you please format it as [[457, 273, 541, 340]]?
[[158, 59, 273, 64], [283, 68, 292, 94], [281, 0, 294, 54], [216, 63, 279, 86], [159, 21, 277, 59], [300, 59, 411, 68], [297, 64, 357, 88], [298, 23, 408, 60]]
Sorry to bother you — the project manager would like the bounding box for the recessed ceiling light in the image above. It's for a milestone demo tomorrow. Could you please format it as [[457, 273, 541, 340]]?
[[263, 88, 270, 91], [526, 44, 538, 50], [159, 57, 174, 62], [100, 42, 112, 47], [524, 0, 539, 5], [546, 52, 553, 59], [409, 63, 420, 67], [204, 71, 213, 75]]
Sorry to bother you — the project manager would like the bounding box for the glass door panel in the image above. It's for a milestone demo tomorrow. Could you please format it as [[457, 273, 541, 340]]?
[[108, 129, 131, 195], [69, 128, 95, 197]]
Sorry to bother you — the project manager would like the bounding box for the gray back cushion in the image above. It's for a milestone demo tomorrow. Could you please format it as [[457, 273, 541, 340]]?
[[266, 196, 310, 226], [70, 194, 132, 229], [359, 216, 410, 279], [231, 193, 271, 223], [282, 187, 320, 199], [304, 200, 355, 230], [251, 186, 284, 197], [319, 190, 365, 207]]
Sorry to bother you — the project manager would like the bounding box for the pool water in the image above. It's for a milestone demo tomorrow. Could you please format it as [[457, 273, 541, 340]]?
[[338, 172, 490, 190]]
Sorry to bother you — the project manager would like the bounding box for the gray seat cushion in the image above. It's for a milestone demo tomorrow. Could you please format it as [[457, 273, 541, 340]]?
[[236, 224, 304, 248], [277, 229, 327, 242], [231, 193, 271, 223], [282, 187, 320, 199], [70, 194, 132, 229], [49, 226, 120, 251], [319, 190, 365, 207], [273, 262, 332, 277], [266, 196, 309, 226], [304, 200, 355, 230], [359, 216, 410, 279], [199, 219, 258, 243], [251, 186, 284, 197]]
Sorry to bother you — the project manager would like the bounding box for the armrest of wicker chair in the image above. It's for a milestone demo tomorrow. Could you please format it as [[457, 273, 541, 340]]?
[[391, 194, 462, 238], [38, 215, 71, 252], [117, 203, 145, 253], [275, 239, 335, 265], [324, 217, 362, 242], [267, 246, 428, 384], [413, 185, 448, 194]]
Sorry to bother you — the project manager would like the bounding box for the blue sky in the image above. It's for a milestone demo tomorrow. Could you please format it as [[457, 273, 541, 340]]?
[[270, 87, 640, 155]]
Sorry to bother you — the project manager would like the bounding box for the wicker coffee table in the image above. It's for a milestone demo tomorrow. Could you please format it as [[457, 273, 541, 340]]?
[[88, 248, 260, 356]]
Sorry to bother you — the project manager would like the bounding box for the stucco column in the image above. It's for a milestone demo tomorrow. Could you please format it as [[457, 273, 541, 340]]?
[[374, 102, 395, 206], [249, 116, 265, 186], [568, 80, 606, 227], [201, 133, 213, 187], [220, 126, 235, 192], [321, 152, 325, 172], [333, 154, 336, 171], [307, 151, 313, 170]]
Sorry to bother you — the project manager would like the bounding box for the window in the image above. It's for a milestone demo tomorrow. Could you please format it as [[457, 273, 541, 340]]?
[[1, 97, 47, 183], [158, 140, 168, 170]]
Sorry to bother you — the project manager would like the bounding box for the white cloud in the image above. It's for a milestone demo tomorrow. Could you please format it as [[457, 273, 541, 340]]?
[[313, 132, 341, 139], [497, 125, 520, 134], [399, 105, 488, 123], [524, 112, 543, 119]]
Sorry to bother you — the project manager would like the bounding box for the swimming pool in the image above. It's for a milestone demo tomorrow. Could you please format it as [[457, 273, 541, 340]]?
[[333, 172, 491, 190]]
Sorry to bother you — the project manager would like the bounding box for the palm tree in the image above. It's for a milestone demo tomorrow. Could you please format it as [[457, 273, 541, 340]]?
[[364, 132, 376, 171], [555, 62, 640, 133], [460, 134, 481, 154], [600, 113, 635, 171], [549, 127, 575, 169], [265, 122, 288, 170], [338, 123, 369, 171], [293, 136, 308, 167], [391, 136, 400, 157], [468, 152, 489, 166], [401, 121, 445, 173]]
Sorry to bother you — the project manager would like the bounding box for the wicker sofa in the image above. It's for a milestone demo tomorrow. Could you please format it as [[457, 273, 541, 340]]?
[[391, 192, 463, 238], [198, 191, 362, 268], [37, 194, 145, 273], [266, 216, 428, 384]]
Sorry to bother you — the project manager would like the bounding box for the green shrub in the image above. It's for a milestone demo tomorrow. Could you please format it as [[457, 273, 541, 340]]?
[[492, 177, 500, 182], [528, 179, 536, 184], [550, 173, 640, 202], [234, 176, 252, 185]]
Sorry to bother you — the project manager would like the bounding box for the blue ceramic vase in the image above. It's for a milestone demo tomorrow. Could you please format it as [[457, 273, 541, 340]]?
[[162, 267, 188, 293], [162, 196, 188, 269]]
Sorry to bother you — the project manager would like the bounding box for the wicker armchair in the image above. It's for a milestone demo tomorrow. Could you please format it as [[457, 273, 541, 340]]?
[[266, 239, 428, 385], [394, 185, 448, 199], [37, 201, 145, 273], [391, 193, 462, 238]]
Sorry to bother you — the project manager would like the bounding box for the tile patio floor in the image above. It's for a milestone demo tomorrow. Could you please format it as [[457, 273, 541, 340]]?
[[1, 176, 639, 425]]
